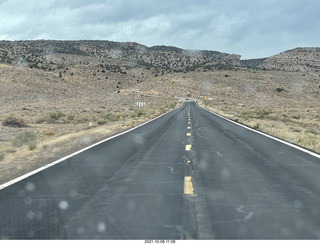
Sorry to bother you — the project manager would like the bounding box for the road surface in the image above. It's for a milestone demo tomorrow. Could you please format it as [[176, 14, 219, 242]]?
[[0, 101, 320, 239]]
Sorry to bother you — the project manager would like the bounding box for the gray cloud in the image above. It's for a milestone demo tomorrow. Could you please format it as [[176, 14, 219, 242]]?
[[0, 0, 319, 58]]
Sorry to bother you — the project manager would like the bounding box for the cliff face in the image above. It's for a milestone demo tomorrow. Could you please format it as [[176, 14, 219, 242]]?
[[259, 47, 320, 72]]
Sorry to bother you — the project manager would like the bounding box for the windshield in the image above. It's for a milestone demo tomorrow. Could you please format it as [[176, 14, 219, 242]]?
[[0, 0, 320, 241]]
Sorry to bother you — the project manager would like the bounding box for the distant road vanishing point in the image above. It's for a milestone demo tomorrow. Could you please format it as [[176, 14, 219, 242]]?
[[0, 101, 320, 239]]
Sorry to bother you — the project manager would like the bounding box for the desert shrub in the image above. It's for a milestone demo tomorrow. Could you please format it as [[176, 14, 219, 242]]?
[[239, 109, 271, 120], [2, 115, 27, 128], [101, 112, 120, 122], [47, 111, 65, 123], [0, 153, 4, 161], [13, 131, 37, 148], [253, 123, 261, 130], [276, 87, 285, 92], [36, 111, 66, 124], [36, 117, 46, 124], [204, 100, 215, 106], [67, 115, 75, 121], [255, 109, 271, 119], [169, 102, 177, 109], [131, 110, 146, 118], [97, 119, 106, 125], [29, 143, 37, 150], [292, 114, 301, 120], [72, 113, 96, 124], [158, 107, 166, 115], [136, 110, 145, 117], [264, 114, 280, 121], [44, 131, 55, 136], [6, 149, 16, 153], [305, 128, 319, 135]]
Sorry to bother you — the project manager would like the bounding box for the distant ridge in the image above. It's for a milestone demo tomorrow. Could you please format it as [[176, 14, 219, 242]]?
[[0, 40, 242, 72], [259, 47, 320, 72], [0, 40, 320, 72]]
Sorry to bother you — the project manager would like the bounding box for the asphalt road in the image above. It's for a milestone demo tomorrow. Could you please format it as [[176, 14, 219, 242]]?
[[0, 101, 320, 239]]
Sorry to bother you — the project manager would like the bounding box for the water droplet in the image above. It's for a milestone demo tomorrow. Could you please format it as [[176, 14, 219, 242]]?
[[37, 95, 47, 105], [82, 135, 92, 145], [59, 201, 69, 210], [26, 211, 35, 220], [77, 227, 85, 234], [244, 84, 256, 96], [98, 222, 106, 233], [133, 134, 145, 146], [69, 189, 77, 198], [24, 196, 33, 205], [292, 82, 304, 94], [51, 217, 59, 224], [199, 160, 208, 169], [35, 211, 43, 220], [18, 190, 26, 197], [258, 96, 270, 108], [25, 182, 35, 192], [221, 168, 230, 179], [294, 200, 303, 209], [28, 230, 35, 238], [127, 201, 135, 211]]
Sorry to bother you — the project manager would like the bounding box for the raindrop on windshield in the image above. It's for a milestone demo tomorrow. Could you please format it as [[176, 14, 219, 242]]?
[[58, 200, 69, 210]]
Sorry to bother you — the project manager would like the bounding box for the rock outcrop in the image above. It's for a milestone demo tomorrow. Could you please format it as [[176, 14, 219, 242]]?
[[259, 47, 320, 72]]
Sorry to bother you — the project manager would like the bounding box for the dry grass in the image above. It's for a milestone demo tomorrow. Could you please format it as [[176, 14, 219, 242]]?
[[0, 99, 179, 185], [12, 131, 37, 148], [191, 68, 319, 154], [200, 100, 320, 153]]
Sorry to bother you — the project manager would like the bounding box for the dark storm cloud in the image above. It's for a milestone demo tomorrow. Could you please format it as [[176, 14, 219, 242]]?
[[0, 0, 319, 58]]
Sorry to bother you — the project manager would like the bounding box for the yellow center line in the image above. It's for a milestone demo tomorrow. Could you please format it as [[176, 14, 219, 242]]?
[[184, 176, 194, 195], [187, 126, 191, 130], [185, 144, 192, 151], [186, 133, 191, 136]]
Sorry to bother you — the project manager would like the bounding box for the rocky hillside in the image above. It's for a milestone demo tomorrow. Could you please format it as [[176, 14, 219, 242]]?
[[240, 58, 267, 68], [2, 40, 320, 73], [0, 40, 241, 73], [259, 47, 320, 72]]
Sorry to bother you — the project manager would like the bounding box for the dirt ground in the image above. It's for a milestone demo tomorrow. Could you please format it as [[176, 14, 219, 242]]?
[[0, 107, 181, 186], [1, 61, 319, 185]]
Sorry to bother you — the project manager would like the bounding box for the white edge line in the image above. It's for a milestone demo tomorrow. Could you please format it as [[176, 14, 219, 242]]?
[[0, 103, 185, 191], [198, 103, 320, 159]]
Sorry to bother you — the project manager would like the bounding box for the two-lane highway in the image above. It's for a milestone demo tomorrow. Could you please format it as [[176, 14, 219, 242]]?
[[0, 101, 320, 239], [189, 102, 320, 239]]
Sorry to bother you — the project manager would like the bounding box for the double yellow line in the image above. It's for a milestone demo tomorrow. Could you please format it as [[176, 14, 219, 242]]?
[[184, 176, 194, 195], [184, 102, 195, 196]]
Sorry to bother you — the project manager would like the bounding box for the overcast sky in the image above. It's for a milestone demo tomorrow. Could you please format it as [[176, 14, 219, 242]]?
[[0, 0, 319, 59]]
